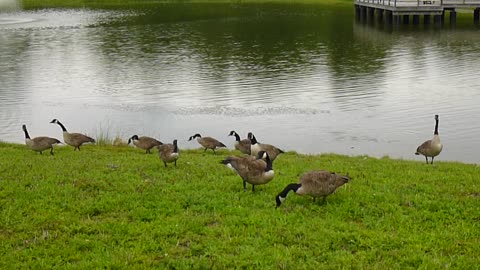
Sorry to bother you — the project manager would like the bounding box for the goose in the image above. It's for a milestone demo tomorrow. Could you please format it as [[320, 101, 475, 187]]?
[[128, 135, 162, 154], [22, 124, 61, 155], [221, 150, 275, 192], [228, 130, 251, 155], [247, 132, 284, 161], [188, 133, 226, 154], [49, 119, 95, 151], [158, 139, 179, 167], [415, 114, 443, 164], [275, 170, 350, 208]]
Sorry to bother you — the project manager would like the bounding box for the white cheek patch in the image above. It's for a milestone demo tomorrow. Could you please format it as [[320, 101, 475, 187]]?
[[279, 196, 286, 203], [226, 163, 237, 173]]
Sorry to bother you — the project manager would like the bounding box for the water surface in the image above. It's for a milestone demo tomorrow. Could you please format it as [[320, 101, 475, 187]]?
[[1, 4, 480, 163]]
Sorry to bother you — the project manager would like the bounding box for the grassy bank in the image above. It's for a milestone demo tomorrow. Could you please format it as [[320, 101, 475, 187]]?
[[0, 142, 479, 268], [20, 0, 351, 9]]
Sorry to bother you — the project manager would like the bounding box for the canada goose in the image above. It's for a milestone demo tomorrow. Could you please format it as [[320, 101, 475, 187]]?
[[128, 135, 162, 154], [415, 114, 443, 164], [158, 139, 179, 167], [49, 119, 95, 151], [22, 124, 61, 155], [275, 170, 350, 208], [188, 133, 226, 154], [247, 132, 284, 161], [228, 130, 251, 155], [221, 151, 275, 192]]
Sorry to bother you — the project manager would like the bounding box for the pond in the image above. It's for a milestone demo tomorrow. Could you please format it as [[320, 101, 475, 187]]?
[[1, 3, 480, 163]]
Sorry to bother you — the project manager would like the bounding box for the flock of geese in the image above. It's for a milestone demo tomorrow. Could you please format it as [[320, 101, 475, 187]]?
[[20, 115, 443, 207]]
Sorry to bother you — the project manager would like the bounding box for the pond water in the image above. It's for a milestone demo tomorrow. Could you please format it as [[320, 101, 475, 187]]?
[[1, 3, 480, 163]]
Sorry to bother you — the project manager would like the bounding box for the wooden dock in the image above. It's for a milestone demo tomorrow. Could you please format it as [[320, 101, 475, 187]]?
[[355, 0, 480, 24]]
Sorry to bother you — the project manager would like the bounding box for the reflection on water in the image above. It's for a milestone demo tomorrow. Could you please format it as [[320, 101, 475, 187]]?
[[0, 4, 480, 163]]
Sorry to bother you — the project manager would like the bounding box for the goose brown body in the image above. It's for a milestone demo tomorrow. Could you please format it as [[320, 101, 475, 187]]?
[[275, 170, 350, 207], [50, 119, 95, 150], [221, 151, 274, 192], [128, 135, 162, 154], [189, 134, 226, 154], [158, 139, 179, 167], [415, 115, 443, 164], [228, 130, 251, 155], [22, 125, 61, 155], [247, 132, 284, 161]]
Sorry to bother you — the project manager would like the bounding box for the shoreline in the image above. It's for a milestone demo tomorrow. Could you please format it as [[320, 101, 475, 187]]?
[[1, 141, 476, 165]]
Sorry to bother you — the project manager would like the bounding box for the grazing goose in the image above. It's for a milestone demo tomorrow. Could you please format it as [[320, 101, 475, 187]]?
[[228, 130, 251, 155], [49, 119, 95, 151], [158, 139, 179, 167], [128, 135, 162, 154], [22, 124, 61, 155], [415, 114, 443, 164], [275, 170, 350, 208], [221, 150, 275, 192], [188, 133, 226, 154], [247, 132, 284, 161]]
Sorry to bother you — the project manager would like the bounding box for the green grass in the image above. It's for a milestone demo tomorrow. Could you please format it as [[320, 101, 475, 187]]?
[[0, 141, 479, 268], [20, 0, 352, 9]]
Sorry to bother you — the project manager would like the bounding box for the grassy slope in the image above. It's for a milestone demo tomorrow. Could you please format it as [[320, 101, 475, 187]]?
[[20, 0, 352, 9], [0, 142, 479, 268]]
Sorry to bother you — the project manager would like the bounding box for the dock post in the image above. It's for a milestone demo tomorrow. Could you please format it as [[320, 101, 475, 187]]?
[[386, 10, 393, 24], [474, 8, 480, 24], [434, 14, 442, 24], [392, 15, 400, 25], [441, 10, 445, 24], [450, 10, 456, 25], [424, 14, 431, 24], [378, 9, 384, 22], [355, 5, 360, 20], [360, 6, 367, 22], [403, 15, 410, 24], [368, 7, 375, 22], [413, 15, 420, 25]]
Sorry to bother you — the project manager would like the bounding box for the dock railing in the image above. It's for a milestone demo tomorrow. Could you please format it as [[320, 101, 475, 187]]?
[[356, 0, 480, 7]]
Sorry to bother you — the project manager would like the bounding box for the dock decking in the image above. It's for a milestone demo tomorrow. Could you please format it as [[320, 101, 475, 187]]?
[[355, 0, 480, 23]]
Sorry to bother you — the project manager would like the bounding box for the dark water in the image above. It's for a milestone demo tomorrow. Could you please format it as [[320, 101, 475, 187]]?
[[1, 3, 480, 163]]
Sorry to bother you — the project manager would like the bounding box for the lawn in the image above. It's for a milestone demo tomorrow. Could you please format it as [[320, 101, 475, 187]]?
[[0, 142, 479, 268], [19, 0, 353, 10]]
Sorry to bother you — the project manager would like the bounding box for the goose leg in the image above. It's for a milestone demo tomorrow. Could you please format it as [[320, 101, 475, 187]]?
[[50, 148, 54, 156], [78, 146, 81, 151], [40, 151, 43, 155], [204, 148, 207, 152], [425, 156, 428, 164], [431, 157, 434, 164], [163, 161, 167, 168], [322, 196, 327, 204], [243, 181, 247, 191], [252, 185, 255, 192], [174, 160, 177, 167], [313, 197, 316, 202], [213, 149, 216, 155]]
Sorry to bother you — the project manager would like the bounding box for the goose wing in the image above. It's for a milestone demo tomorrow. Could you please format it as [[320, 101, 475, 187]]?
[[69, 132, 95, 143]]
